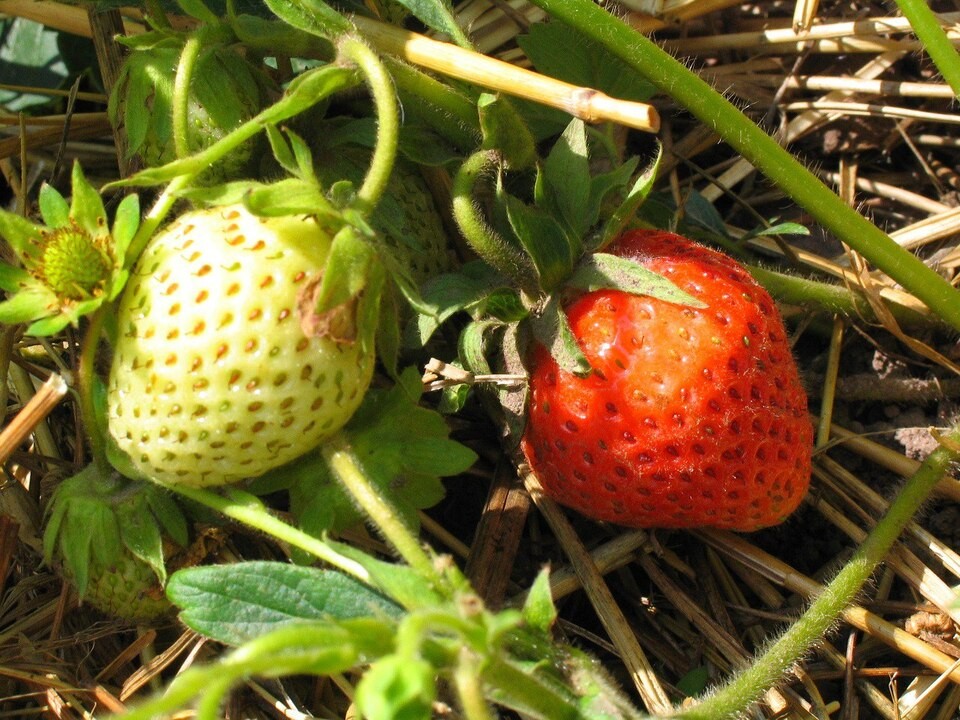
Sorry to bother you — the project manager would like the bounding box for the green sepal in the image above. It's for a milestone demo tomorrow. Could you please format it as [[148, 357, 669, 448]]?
[[38, 183, 70, 229], [522, 567, 557, 634], [111, 193, 141, 265], [0, 209, 43, 261], [504, 193, 577, 294], [598, 143, 661, 251], [529, 294, 591, 377], [265, 124, 318, 182], [567, 252, 706, 308], [539, 118, 591, 244], [117, 502, 168, 583], [26, 313, 75, 338], [0, 288, 56, 325], [478, 93, 536, 171], [314, 224, 374, 315], [68, 161, 109, 240], [0, 263, 31, 292], [243, 178, 340, 219]]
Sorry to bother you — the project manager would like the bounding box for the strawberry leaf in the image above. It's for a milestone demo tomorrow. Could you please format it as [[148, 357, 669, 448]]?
[[263, 0, 352, 37], [386, 0, 464, 41], [276, 367, 476, 537], [567, 253, 707, 308], [529, 294, 592, 377], [167, 561, 401, 646]]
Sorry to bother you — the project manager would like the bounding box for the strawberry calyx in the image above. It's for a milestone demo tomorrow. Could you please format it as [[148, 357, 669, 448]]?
[[0, 161, 139, 336], [43, 464, 189, 621]]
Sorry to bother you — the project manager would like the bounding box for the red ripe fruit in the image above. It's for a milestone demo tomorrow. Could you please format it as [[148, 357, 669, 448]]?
[[521, 230, 813, 531]]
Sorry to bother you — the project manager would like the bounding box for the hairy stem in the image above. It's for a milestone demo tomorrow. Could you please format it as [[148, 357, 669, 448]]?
[[452, 150, 537, 294], [676, 423, 960, 719], [165, 484, 373, 585], [321, 432, 441, 585], [525, 0, 960, 333], [78, 308, 108, 469], [172, 35, 203, 160], [337, 37, 399, 213], [893, 0, 960, 98]]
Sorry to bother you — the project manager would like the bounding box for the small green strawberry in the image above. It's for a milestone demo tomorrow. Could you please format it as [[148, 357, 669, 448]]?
[[107, 203, 376, 487], [110, 31, 270, 182], [0, 161, 139, 335], [318, 148, 456, 287], [43, 464, 188, 623]]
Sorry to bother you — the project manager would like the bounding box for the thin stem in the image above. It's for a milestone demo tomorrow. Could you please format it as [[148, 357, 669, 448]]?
[[893, 0, 960, 98], [452, 150, 537, 294], [675, 423, 960, 719], [525, 0, 960, 333], [126, 173, 191, 262], [165, 484, 372, 585], [455, 650, 495, 720], [321, 432, 441, 585], [337, 37, 399, 213], [78, 308, 108, 469], [172, 35, 203, 160]]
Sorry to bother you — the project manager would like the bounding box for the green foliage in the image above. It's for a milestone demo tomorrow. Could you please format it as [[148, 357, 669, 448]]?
[[257, 367, 476, 538]]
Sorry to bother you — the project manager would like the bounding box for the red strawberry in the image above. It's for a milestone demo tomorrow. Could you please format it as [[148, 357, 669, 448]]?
[[521, 230, 812, 531]]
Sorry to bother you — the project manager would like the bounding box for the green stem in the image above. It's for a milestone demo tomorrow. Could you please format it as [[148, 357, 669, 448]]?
[[525, 0, 960, 333], [165, 484, 373, 585], [676, 424, 960, 719], [321, 432, 441, 585], [337, 37, 399, 213], [78, 308, 108, 469], [746, 264, 936, 330], [452, 150, 537, 294], [172, 35, 203, 160], [125, 173, 192, 262], [893, 0, 960, 98]]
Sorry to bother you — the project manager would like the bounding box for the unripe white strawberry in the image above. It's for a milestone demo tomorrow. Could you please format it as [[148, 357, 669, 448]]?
[[107, 204, 375, 487]]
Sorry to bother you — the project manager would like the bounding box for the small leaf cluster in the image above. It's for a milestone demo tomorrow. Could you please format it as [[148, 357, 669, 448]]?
[[43, 463, 188, 621]]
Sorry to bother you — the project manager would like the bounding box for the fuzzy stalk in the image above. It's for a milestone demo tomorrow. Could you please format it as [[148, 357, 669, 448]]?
[[337, 37, 399, 213], [321, 431, 442, 585], [892, 0, 960, 98], [166, 484, 372, 585], [675, 423, 960, 719], [172, 34, 203, 160], [525, 0, 960, 333], [78, 307, 108, 469], [452, 150, 537, 294]]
